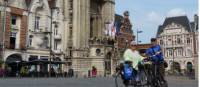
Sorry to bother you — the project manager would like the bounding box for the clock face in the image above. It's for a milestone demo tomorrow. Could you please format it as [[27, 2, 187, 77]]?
[[96, 49, 101, 55]]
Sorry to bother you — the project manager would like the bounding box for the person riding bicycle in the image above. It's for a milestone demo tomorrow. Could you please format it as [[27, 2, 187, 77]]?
[[145, 38, 167, 84], [121, 41, 145, 87]]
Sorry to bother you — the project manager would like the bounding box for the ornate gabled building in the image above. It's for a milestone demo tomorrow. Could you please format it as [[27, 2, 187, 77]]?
[[156, 15, 198, 74], [116, 11, 135, 58], [0, 0, 65, 76], [0, 0, 115, 77], [0, 0, 29, 62]]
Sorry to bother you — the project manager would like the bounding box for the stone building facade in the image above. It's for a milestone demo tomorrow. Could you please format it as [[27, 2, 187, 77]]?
[[65, 0, 115, 76], [156, 15, 198, 73], [0, 0, 115, 77]]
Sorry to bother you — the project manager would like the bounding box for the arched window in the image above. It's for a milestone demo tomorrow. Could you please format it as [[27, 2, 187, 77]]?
[[187, 38, 190, 44], [177, 38, 181, 44]]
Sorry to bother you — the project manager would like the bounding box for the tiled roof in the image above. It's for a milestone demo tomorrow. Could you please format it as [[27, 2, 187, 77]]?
[[157, 16, 194, 37]]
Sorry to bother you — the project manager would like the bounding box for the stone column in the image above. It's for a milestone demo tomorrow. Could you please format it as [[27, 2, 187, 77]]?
[[93, 16, 97, 37], [85, 0, 90, 48]]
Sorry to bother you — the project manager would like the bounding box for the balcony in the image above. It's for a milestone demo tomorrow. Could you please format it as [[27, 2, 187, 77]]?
[[88, 37, 115, 47], [11, 25, 19, 31], [53, 49, 62, 55], [54, 34, 61, 40]]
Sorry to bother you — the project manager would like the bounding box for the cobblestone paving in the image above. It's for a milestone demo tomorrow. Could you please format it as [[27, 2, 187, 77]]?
[[0, 76, 198, 87]]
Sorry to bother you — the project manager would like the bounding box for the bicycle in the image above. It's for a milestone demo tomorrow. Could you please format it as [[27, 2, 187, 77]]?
[[114, 62, 150, 87], [144, 56, 168, 87]]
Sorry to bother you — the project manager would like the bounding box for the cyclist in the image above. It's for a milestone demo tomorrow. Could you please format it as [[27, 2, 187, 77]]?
[[145, 38, 167, 85], [122, 41, 145, 87]]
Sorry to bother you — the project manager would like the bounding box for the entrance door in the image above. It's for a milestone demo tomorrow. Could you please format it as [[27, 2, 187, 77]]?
[[6, 54, 22, 77]]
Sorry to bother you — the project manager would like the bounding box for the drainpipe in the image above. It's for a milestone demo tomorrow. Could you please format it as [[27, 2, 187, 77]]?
[[2, 0, 8, 74]]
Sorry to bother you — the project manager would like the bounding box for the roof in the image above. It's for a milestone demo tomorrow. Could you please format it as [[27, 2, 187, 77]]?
[[190, 22, 195, 32], [157, 16, 192, 36], [115, 14, 123, 23], [163, 16, 191, 31], [156, 25, 163, 37]]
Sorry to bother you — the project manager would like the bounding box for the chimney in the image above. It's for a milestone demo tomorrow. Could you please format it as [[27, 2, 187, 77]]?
[[194, 14, 198, 31]]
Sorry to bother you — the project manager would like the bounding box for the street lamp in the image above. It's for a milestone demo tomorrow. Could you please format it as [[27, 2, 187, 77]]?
[[15, 61, 20, 77], [136, 29, 143, 44], [1, 0, 8, 70], [172, 47, 175, 74]]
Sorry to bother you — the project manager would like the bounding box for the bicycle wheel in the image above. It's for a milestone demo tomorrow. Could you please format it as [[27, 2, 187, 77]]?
[[161, 81, 168, 87], [115, 75, 119, 87], [139, 70, 148, 86], [158, 75, 168, 87], [153, 78, 162, 87]]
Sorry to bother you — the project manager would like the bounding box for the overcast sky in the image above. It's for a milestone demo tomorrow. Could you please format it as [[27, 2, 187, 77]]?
[[115, 0, 198, 44]]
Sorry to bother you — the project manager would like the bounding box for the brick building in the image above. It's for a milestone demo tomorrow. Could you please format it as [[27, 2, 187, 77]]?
[[0, 0, 116, 77], [116, 11, 135, 58]]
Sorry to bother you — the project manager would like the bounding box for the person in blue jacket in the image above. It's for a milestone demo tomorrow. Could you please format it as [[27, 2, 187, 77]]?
[[146, 38, 166, 79], [146, 38, 164, 64]]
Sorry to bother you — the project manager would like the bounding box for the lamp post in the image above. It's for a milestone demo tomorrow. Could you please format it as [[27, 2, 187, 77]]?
[[16, 61, 20, 77], [1, 0, 8, 70], [172, 47, 175, 74], [136, 29, 143, 44]]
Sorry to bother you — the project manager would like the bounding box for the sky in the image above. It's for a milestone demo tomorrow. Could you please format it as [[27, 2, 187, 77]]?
[[115, 0, 198, 44]]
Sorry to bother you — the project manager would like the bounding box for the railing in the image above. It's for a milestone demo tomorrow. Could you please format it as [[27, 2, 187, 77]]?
[[88, 37, 115, 46], [53, 49, 62, 55]]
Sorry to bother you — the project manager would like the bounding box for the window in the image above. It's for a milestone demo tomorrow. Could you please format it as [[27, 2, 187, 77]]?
[[168, 39, 171, 45], [54, 41, 57, 50], [43, 37, 48, 48], [29, 35, 33, 46], [29, 55, 38, 61], [96, 49, 101, 56], [10, 32, 17, 37], [10, 32, 17, 49], [34, 16, 40, 30], [187, 38, 190, 44], [169, 49, 173, 56], [167, 50, 169, 57], [160, 40, 163, 45], [29, 38, 32, 46], [69, 29, 72, 38], [54, 27, 58, 35], [11, 15, 17, 25], [177, 38, 181, 44]]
